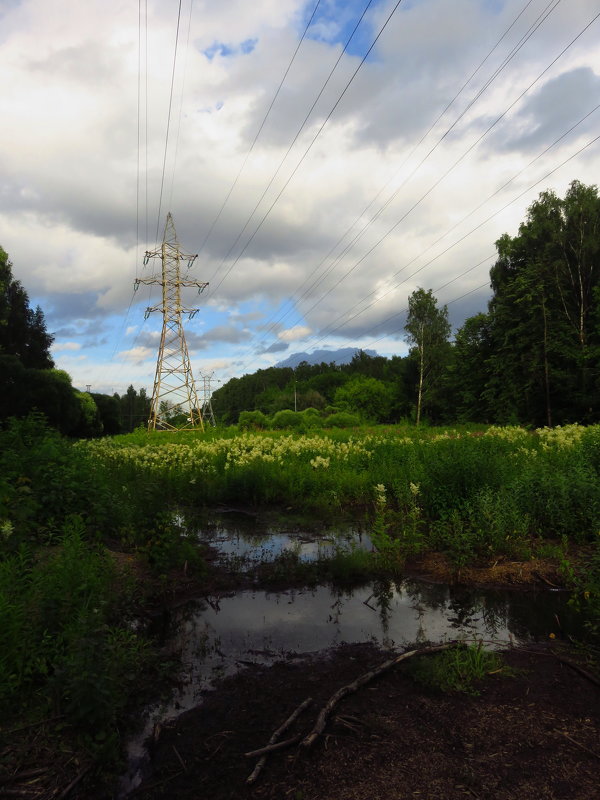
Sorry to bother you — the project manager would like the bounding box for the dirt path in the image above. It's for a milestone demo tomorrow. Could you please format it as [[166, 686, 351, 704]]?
[[127, 642, 599, 800]]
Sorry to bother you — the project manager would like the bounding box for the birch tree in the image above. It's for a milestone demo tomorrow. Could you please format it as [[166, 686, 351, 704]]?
[[405, 288, 451, 425]]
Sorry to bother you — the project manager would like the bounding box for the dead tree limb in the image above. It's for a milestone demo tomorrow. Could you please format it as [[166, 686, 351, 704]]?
[[244, 734, 302, 759], [302, 643, 454, 749], [246, 697, 312, 785]]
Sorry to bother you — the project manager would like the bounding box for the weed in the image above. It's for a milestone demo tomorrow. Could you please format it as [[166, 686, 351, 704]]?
[[406, 642, 504, 695]]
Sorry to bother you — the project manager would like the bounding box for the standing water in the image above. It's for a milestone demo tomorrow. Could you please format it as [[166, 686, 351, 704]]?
[[119, 512, 575, 796]]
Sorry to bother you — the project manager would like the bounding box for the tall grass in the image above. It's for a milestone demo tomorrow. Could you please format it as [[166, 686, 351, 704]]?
[[80, 424, 600, 564]]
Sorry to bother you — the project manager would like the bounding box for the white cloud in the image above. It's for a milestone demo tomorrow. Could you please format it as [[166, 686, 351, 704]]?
[[278, 325, 312, 342], [0, 0, 598, 391], [52, 341, 81, 352]]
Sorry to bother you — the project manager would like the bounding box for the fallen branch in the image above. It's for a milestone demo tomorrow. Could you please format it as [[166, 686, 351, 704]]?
[[246, 697, 312, 785], [56, 765, 92, 800], [555, 729, 600, 760], [302, 643, 454, 749], [244, 734, 302, 759], [551, 652, 600, 688]]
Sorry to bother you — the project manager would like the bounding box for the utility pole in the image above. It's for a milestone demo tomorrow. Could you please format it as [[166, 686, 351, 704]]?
[[199, 373, 218, 427], [135, 213, 208, 431]]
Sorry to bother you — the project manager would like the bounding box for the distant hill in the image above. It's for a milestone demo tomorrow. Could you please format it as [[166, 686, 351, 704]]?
[[276, 348, 378, 368]]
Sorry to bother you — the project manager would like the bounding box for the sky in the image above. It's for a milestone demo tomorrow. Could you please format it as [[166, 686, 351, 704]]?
[[1, 0, 599, 395]]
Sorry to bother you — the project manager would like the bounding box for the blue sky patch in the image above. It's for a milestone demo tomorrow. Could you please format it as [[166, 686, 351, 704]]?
[[202, 37, 258, 60], [302, 0, 386, 59]]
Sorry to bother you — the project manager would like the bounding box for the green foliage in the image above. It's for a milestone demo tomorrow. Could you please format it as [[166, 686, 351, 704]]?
[[271, 409, 304, 429], [141, 512, 207, 578], [0, 246, 54, 369], [407, 643, 504, 695], [238, 409, 270, 430], [323, 411, 360, 428], [0, 517, 152, 760], [334, 375, 393, 422]]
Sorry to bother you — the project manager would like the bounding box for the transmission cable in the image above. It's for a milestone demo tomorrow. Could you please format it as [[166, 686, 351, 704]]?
[[197, 0, 323, 257], [154, 0, 184, 243], [169, 0, 195, 216], [270, 0, 564, 330], [308, 129, 600, 352], [205, 0, 377, 286], [206, 0, 406, 298], [245, 0, 558, 355], [288, 7, 600, 346], [299, 101, 600, 349]]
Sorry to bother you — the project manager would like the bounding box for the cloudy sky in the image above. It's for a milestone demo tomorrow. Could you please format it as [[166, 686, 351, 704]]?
[[1, 0, 599, 394]]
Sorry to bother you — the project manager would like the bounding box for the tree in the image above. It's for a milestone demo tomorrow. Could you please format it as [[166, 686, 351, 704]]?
[[482, 181, 600, 425], [0, 246, 54, 369], [404, 288, 451, 424], [450, 313, 494, 422], [334, 376, 393, 422]]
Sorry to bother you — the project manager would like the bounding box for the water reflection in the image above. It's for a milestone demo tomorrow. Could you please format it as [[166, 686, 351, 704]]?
[[193, 510, 371, 567], [119, 515, 577, 797], [167, 578, 573, 713]]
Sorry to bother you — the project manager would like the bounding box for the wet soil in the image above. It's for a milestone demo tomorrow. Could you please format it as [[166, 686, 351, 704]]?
[[128, 642, 600, 800]]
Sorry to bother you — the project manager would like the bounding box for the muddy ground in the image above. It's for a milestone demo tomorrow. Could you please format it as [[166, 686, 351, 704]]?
[[125, 641, 599, 800], [2, 547, 598, 800]]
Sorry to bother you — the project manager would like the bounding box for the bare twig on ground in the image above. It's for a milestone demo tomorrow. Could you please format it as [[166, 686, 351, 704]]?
[[302, 643, 454, 749], [246, 697, 312, 785], [554, 729, 600, 760], [244, 734, 302, 759]]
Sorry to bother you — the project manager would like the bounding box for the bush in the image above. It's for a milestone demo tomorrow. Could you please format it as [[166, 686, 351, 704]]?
[[323, 412, 360, 428], [270, 410, 304, 429], [238, 410, 269, 430]]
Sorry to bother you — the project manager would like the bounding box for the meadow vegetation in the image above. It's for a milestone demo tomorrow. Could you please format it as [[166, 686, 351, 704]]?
[[2, 414, 600, 777]]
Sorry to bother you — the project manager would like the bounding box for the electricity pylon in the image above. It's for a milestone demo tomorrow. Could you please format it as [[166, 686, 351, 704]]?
[[199, 373, 217, 427], [135, 213, 208, 431]]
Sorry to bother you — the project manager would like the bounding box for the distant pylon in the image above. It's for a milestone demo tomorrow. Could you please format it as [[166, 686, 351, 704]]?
[[135, 213, 208, 431], [199, 373, 217, 427]]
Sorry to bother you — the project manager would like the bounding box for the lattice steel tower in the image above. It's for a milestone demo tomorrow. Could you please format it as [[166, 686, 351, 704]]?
[[135, 213, 208, 431]]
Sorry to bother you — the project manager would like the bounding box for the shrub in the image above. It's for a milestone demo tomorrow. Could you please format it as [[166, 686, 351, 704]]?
[[323, 412, 360, 428], [238, 410, 269, 430], [270, 410, 304, 429]]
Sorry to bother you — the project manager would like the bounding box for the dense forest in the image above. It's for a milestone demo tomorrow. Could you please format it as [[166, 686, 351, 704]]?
[[213, 181, 600, 428], [1, 180, 599, 434], [0, 245, 151, 435]]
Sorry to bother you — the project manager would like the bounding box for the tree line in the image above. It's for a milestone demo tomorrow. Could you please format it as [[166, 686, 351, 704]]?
[[213, 180, 600, 428], [2, 180, 598, 434], [0, 246, 150, 435]]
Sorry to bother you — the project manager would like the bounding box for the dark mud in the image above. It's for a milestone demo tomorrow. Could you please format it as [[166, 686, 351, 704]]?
[[127, 642, 599, 800]]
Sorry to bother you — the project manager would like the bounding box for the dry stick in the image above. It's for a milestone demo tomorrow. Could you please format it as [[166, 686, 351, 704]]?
[[56, 765, 92, 800], [302, 643, 454, 749], [551, 652, 600, 688], [4, 715, 65, 735], [0, 768, 48, 785], [244, 734, 302, 759], [246, 697, 312, 785], [555, 729, 600, 760], [172, 744, 187, 772]]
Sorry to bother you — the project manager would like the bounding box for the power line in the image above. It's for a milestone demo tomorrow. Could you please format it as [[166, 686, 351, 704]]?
[[197, 0, 324, 257], [169, 0, 195, 215], [155, 0, 184, 243], [205, 0, 376, 286], [243, 0, 559, 356], [207, 0, 406, 299], [229, 8, 598, 373], [288, 8, 600, 346], [309, 130, 600, 351]]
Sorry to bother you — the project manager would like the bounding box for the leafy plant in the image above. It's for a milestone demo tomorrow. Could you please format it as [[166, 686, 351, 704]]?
[[407, 642, 504, 695]]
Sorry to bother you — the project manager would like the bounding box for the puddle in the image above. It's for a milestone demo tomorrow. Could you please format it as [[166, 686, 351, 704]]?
[[193, 510, 371, 567], [118, 515, 578, 796]]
